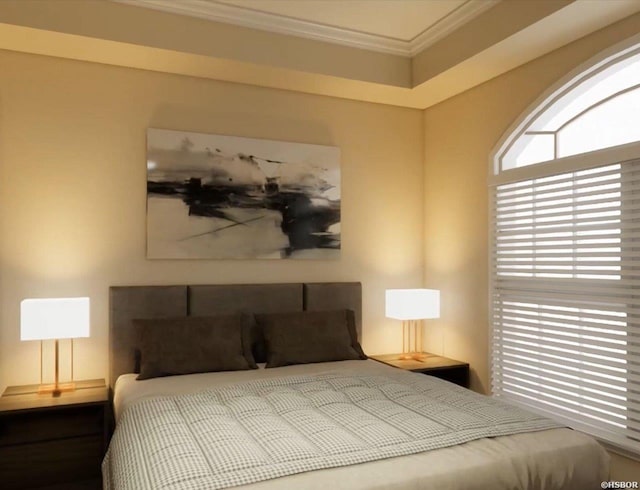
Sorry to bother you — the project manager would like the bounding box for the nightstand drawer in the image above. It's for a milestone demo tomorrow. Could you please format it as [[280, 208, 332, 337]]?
[[0, 435, 103, 489], [425, 365, 470, 388], [0, 406, 104, 446]]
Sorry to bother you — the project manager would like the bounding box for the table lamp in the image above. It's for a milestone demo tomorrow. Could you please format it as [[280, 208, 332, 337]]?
[[385, 289, 440, 360], [20, 297, 90, 396]]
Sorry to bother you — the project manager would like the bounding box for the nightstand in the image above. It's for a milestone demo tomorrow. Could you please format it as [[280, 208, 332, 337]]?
[[0, 379, 109, 490], [371, 353, 470, 388]]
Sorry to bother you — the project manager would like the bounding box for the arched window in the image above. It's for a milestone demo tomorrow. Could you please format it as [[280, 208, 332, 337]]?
[[490, 36, 640, 457], [497, 41, 640, 173]]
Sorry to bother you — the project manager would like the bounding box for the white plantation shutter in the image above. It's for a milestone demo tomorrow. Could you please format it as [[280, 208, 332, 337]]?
[[490, 158, 640, 454]]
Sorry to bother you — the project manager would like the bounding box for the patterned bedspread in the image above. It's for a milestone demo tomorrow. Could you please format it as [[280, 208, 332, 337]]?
[[103, 371, 561, 490]]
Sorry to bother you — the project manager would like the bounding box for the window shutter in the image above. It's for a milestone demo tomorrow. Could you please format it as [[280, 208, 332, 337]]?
[[491, 159, 640, 454]]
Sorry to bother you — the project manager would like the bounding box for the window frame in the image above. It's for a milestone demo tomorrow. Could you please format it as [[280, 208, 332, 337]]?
[[489, 33, 640, 460]]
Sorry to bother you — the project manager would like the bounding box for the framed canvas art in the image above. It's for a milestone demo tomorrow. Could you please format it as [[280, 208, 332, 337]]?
[[146, 128, 341, 259]]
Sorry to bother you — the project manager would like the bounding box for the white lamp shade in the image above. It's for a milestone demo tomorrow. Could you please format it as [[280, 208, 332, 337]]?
[[385, 289, 440, 320], [20, 297, 90, 341]]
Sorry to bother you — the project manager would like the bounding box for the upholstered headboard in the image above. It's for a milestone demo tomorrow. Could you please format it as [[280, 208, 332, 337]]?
[[109, 282, 362, 390]]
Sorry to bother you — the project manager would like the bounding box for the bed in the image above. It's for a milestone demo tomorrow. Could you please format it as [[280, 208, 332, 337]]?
[[103, 282, 609, 490]]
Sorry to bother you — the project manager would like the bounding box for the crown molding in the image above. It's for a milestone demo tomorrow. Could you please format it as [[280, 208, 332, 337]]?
[[408, 0, 500, 56], [114, 0, 498, 57], [114, 0, 408, 56]]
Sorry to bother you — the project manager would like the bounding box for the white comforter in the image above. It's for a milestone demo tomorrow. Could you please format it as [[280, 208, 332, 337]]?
[[106, 360, 609, 490]]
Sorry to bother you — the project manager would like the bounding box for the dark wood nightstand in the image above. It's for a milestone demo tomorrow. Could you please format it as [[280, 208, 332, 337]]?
[[371, 353, 470, 388], [0, 379, 109, 490]]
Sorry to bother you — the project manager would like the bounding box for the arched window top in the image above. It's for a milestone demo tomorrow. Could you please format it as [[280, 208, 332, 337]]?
[[496, 40, 640, 173]]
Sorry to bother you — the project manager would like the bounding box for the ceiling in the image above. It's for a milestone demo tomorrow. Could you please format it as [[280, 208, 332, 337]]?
[[0, 0, 639, 109]]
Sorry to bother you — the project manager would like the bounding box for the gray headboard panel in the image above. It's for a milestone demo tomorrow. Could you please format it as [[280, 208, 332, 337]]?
[[189, 284, 303, 316], [109, 282, 361, 390], [304, 282, 362, 340]]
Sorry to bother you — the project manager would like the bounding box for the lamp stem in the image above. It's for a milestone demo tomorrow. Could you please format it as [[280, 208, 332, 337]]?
[[71, 338, 74, 382], [53, 339, 61, 397], [39, 340, 43, 385], [404, 320, 409, 353], [411, 320, 415, 352]]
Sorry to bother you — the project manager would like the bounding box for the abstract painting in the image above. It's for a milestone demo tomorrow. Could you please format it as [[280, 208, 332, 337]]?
[[146, 128, 341, 259]]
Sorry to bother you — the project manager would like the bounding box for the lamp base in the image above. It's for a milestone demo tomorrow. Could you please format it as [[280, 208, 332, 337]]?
[[399, 352, 428, 361], [38, 382, 76, 397]]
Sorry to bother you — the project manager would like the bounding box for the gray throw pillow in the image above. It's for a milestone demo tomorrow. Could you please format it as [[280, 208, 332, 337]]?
[[134, 313, 257, 380], [256, 309, 367, 368]]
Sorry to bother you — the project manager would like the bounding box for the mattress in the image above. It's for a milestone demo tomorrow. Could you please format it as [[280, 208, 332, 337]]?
[[108, 360, 609, 490]]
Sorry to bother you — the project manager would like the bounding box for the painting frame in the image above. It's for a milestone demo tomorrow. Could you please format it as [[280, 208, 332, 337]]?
[[146, 128, 341, 260]]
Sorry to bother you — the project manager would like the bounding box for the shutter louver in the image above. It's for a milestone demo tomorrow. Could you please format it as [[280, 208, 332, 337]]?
[[491, 159, 640, 454]]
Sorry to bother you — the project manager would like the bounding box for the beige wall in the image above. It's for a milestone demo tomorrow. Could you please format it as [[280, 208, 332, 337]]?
[[0, 49, 424, 393], [422, 12, 640, 478]]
